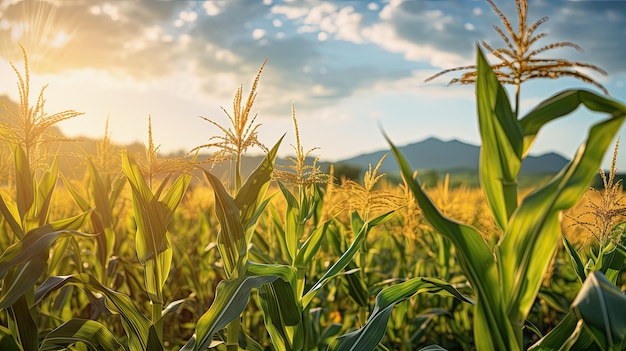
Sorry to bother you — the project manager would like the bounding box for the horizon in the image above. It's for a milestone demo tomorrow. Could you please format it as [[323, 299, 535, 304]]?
[[0, 0, 625, 169]]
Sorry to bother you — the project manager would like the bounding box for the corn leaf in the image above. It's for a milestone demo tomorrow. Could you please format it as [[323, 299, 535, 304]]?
[[205, 170, 247, 278], [39, 319, 125, 351], [332, 277, 473, 351], [277, 180, 300, 264], [7, 295, 37, 351], [258, 281, 296, 351], [13, 145, 33, 223], [0, 325, 20, 351], [475, 46, 522, 230], [35, 274, 151, 351], [529, 313, 584, 351], [235, 136, 283, 239], [498, 114, 625, 325], [519, 89, 626, 156], [0, 211, 91, 279], [0, 256, 47, 309], [0, 191, 23, 238], [386, 133, 514, 350], [562, 235, 586, 284], [294, 220, 330, 268], [572, 271, 626, 349], [186, 275, 279, 351]]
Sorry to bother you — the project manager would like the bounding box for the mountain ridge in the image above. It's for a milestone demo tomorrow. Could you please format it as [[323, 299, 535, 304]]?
[[336, 136, 569, 175]]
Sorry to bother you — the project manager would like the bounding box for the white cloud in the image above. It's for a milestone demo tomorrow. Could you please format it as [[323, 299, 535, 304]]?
[[272, 18, 282, 27], [465, 23, 475, 31], [362, 23, 468, 68], [368, 3, 379, 11], [271, 5, 309, 19], [252, 28, 266, 40], [317, 32, 328, 41], [203, 2, 220, 16]]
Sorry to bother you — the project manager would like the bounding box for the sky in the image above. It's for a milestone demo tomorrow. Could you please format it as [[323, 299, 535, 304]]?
[[0, 0, 625, 169]]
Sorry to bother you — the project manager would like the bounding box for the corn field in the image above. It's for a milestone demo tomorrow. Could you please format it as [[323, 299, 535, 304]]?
[[1, 0, 626, 350]]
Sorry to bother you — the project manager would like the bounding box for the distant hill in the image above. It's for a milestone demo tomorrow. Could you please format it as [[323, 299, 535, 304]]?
[[336, 137, 569, 175]]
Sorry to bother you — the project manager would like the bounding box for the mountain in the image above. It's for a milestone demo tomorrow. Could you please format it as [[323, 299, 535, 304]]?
[[337, 137, 569, 175]]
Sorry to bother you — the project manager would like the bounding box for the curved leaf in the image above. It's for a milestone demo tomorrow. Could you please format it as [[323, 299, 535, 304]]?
[[498, 114, 625, 324], [332, 277, 473, 351], [190, 275, 278, 351], [476, 46, 522, 231], [40, 319, 125, 351]]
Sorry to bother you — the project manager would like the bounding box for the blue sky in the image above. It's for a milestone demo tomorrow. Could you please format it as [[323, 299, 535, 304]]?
[[0, 0, 625, 169]]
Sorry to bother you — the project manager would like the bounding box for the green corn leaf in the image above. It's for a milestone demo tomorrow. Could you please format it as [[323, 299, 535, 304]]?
[[528, 313, 584, 351], [385, 133, 514, 351], [0, 211, 91, 279], [302, 221, 369, 308], [13, 145, 33, 222], [0, 256, 47, 309], [122, 152, 190, 304], [258, 281, 296, 351], [205, 170, 247, 278], [0, 325, 20, 351], [562, 235, 586, 284], [187, 275, 279, 351], [332, 277, 473, 351], [278, 180, 300, 264], [294, 220, 330, 268], [475, 46, 522, 230], [8, 295, 37, 351], [147, 325, 164, 351], [60, 174, 91, 211], [519, 89, 626, 156], [35, 274, 151, 351], [0, 191, 23, 238], [498, 114, 625, 325], [572, 271, 626, 349], [32, 157, 58, 227], [39, 319, 125, 351], [341, 264, 369, 307], [235, 136, 283, 237], [418, 346, 448, 351], [246, 261, 297, 288]]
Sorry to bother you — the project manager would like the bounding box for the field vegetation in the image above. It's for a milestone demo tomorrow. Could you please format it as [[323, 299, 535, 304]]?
[[0, 0, 625, 350]]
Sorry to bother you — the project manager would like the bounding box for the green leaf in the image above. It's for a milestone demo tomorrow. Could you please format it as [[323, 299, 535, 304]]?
[[205, 170, 247, 278], [189, 275, 279, 351], [258, 281, 296, 351], [0, 256, 47, 309], [302, 221, 368, 308], [572, 271, 626, 349], [0, 191, 23, 238], [386, 133, 512, 351], [332, 277, 473, 351], [498, 114, 625, 325], [562, 235, 586, 284], [0, 211, 92, 279], [14, 145, 33, 223], [0, 325, 20, 351], [519, 89, 626, 156], [235, 136, 283, 238], [7, 295, 37, 351], [475, 46, 522, 230], [35, 274, 151, 351], [295, 220, 330, 268], [39, 319, 125, 351]]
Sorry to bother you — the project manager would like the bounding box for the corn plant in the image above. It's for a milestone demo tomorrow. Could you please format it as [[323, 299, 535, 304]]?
[[385, 46, 626, 351]]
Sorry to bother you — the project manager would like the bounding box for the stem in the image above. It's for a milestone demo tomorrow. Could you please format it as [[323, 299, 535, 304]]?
[[358, 247, 368, 327], [514, 83, 521, 119], [151, 302, 163, 344], [235, 151, 242, 193], [226, 318, 240, 351]]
